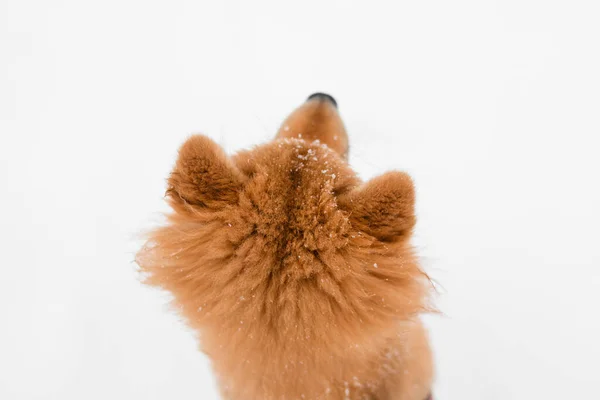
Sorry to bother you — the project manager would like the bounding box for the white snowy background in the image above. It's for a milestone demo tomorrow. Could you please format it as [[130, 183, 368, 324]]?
[[1, 1, 599, 399]]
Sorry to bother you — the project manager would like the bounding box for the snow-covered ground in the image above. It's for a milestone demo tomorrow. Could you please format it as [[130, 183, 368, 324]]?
[[1, 1, 599, 399]]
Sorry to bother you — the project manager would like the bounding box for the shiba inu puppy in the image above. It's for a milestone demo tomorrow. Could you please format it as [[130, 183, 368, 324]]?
[[137, 93, 434, 400]]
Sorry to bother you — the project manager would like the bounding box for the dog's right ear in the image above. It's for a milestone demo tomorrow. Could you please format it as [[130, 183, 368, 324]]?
[[167, 135, 243, 208], [338, 171, 416, 241]]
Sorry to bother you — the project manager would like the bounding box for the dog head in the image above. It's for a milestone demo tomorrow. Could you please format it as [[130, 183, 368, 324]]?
[[137, 94, 429, 357]]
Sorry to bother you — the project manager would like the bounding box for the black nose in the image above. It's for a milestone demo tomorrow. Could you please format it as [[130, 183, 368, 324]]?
[[307, 92, 337, 108]]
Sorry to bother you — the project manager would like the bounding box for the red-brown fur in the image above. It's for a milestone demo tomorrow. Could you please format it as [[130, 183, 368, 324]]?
[[137, 96, 434, 400]]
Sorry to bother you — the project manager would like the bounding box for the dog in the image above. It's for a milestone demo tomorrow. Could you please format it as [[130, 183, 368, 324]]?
[[136, 93, 434, 400]]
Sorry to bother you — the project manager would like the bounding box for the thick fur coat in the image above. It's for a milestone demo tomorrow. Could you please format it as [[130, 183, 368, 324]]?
[[136, 94, 434, 400]]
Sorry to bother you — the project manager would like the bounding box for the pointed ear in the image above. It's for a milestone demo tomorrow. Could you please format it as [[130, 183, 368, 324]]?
[[167, 135, 243, 208], [338, 171, 416, 241]]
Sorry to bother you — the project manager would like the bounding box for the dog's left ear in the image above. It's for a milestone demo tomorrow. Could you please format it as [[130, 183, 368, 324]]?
[[167, 135, 243, 208], [338, 171, 416, 241]]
